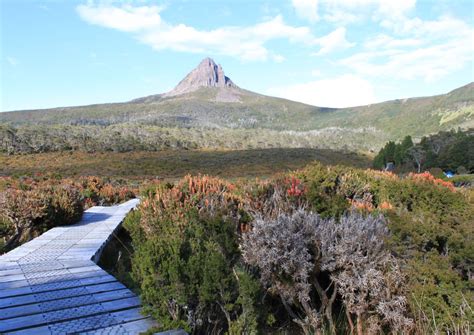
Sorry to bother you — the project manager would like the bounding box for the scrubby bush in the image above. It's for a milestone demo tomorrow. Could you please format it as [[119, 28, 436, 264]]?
[[242, 209, 328, 334], [0, 183, 83, 252], [125, 176, 267, 334], [78, 176, 136, 207], [0, 188, 50, 251], [126, 171, 474, 334], [297, 163, 473, 332], [0, 175, 137, 253], [243, 175, 306, 220], [124, 169, 472, 333], [49, 184, 84, 226], [242, 210, 413, 335], [318, 213, 413, 334]]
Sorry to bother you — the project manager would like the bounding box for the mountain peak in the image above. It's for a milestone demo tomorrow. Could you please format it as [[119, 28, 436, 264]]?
[[165, 57, 237, 96]]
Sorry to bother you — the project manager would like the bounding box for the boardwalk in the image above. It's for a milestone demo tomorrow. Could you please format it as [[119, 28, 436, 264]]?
[[0, 199, 156, 334]]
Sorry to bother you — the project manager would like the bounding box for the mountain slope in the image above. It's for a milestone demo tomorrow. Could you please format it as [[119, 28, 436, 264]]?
[[0, 58, 472, 153], [335, 82, 474, 138]]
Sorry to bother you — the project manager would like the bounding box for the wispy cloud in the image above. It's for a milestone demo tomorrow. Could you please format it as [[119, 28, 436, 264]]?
[[77, 4, 164, 32], [290, 0, 473, 82], [6, 56, 19, 66], [294, 0, 416, 24], [38, 4, 50, 11], [292, 0, 318, 22], [311, 69, 321, 76], [340, 16, 474, 81], [312, 27, 354, 55], [76, 3, 353, 61]]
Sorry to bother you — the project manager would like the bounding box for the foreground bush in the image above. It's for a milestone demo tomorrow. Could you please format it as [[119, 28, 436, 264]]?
[[0, 183, 83, 252], [124, 167, 473, 334], [297, 163, 473, 332], [0, 175, 136, 253], [78, 176, 136, 207], [242, 210, 412, 335], [125, 176, 270, 333], [131, 180, 412, 334]]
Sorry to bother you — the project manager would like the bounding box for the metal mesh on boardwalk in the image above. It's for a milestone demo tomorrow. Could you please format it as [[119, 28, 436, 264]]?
[[0, 199, 156, 334]]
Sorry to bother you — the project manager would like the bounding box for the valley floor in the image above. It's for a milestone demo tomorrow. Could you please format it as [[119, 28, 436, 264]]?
[[0, 148, 370, 180]]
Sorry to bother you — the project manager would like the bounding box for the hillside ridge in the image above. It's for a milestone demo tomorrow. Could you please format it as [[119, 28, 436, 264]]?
[[0, 57, 472, 153]]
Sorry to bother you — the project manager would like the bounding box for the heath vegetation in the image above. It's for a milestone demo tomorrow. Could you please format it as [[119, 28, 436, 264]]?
[[119, 163, 472, 334], [0, 175, 136, 253]]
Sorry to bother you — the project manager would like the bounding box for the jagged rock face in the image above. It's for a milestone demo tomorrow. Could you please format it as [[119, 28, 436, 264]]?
[[164, 57, 238, 97]]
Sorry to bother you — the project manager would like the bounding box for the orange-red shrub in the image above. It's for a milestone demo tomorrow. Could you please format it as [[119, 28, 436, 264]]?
[[407, 172, 455, 191], [0, 175, 136, 253], [140, 175, 243, 235]]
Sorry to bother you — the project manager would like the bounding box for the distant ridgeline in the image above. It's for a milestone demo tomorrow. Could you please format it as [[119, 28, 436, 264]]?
[[373, 128, 474, 173], [0, 58, 473, 154]]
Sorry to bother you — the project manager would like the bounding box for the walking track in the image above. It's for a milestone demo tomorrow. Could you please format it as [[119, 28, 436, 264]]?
[[0, 199, 156, 334]]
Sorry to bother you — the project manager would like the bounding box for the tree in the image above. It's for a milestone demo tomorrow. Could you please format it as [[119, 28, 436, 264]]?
[[401, 135, 414, 151], [408, 146, 426, 173], [384, 141, 397, 163], [372, 147, 386, 169]]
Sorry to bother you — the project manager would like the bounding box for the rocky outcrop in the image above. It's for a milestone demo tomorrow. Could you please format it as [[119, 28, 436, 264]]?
[[164, 57, 238, 97]]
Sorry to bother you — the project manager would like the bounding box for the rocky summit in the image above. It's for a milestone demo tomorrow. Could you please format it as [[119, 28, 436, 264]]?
[[164, 57, 237, 97]]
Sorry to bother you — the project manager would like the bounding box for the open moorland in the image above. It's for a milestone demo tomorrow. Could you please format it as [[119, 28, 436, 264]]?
[[0, 148, 370, 180]]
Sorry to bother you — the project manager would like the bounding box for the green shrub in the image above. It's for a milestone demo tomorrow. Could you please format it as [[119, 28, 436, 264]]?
[[297, 163, 473, 331], [126, 176, 266, 333], [77, 164, 474, 334], [49, 185, 83, 227]]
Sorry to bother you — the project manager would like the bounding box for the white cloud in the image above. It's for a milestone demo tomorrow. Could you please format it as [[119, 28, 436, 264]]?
[[77, 4, 332, 61], [363, 34, 421, 49], [77, 4, 163, 32], [6, 57, 19, 66], [311, 0, 472, 83], [376, 0, 416, 18], [313, 27, 354, 55], [321, 0, 416, 24], [273, 54, 286, 63], [323, 9, 359, 25], [139, 15, 316, 61], [77, 3, 354, 61], [292, 0, 319, 22], [340, 16, 474, 82], [267, 75, 376, 107]]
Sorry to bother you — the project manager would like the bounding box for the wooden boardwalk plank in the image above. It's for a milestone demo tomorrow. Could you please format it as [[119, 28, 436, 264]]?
[[6, 308, 152, 335], [0, 268, 109, 290], [0, 270, 111, 298], [0, 289, 135, 320], [0, 280, 126, 309], [0, 297, 140, 332], [0, 199, 156, 334]]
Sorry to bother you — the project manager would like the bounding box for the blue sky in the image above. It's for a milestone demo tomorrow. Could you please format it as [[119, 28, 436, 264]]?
[[1, 0, 473, 111]]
